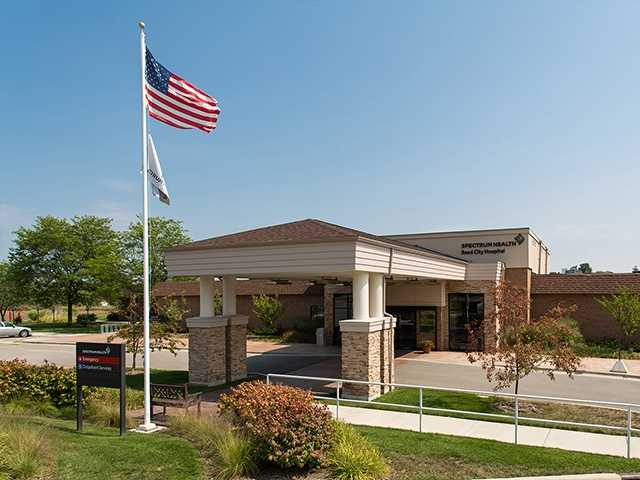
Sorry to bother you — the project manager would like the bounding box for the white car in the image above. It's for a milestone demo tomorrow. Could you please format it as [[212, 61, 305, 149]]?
[[0, 321, 32, 338]]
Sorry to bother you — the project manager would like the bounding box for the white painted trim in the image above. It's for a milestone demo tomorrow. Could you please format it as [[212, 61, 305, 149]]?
[[339, 317, 395, 333], [228, 315, 248, 326], [186, 316, 228, 328]]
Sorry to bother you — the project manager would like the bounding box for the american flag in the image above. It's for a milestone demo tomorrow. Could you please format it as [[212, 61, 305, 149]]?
[[145, 48, 219, 133]]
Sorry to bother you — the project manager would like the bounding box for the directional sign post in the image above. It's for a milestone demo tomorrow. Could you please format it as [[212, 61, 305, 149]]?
[[76, 342, 126, 435]]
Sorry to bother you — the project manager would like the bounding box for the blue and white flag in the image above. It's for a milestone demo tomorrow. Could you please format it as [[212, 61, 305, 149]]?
[[147, 134, 170, 205]]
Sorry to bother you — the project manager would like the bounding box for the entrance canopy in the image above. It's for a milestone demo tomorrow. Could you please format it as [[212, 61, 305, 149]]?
[[165, 219, 468, 281]]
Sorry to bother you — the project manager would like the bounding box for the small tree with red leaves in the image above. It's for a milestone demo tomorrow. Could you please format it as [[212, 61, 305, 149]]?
[[468, 282, 581, 394]]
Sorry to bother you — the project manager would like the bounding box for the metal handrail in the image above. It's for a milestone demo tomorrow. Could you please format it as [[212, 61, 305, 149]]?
[[266, 373, 639, 459]]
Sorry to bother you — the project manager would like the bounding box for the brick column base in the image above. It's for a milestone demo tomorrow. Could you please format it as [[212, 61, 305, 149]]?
[[227, 316, 248, 381], [339, 317, 395, 400], [187, 315, 248, 386]]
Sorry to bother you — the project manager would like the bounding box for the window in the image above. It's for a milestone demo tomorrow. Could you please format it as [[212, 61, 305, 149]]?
[[310, 304, 324, 327], [448, 293, 484, 351], [418, 308, 436, 333]]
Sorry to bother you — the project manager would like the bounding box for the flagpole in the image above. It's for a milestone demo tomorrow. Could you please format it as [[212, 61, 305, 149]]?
[[137, 20, 157, 433]]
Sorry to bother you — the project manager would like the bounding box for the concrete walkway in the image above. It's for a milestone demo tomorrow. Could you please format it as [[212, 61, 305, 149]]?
[[326, 404, 638, 459]]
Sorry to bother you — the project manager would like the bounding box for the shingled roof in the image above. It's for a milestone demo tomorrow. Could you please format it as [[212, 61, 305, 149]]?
[[167, 218, 466, 262], [532, 273, 640, 295]]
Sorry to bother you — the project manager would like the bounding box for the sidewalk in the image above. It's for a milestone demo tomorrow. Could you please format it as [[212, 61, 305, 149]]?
[[398, 351, 640, 378], [326, 404, 638, 459]]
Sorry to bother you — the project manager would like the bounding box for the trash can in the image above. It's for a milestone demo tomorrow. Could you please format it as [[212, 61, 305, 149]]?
[[316, 327, 325, 346]]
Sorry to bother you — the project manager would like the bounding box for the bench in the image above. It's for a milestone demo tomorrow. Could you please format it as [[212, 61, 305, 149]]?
[[150, 383, 202, 418]]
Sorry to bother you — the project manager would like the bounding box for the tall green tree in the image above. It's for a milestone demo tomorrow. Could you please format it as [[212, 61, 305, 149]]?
[[0, 261, 23, 321], [120, 217, 191, 290], [597, 287, 640, 357], [9, 215, 123, 323]]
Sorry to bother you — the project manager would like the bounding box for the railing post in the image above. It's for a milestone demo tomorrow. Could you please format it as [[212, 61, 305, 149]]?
[[514, 396, 519, 445], [336, 381, 341, 420], [266, 374, 271, 385], [627, 406, 632, 459], [419, 387, 423, 433]]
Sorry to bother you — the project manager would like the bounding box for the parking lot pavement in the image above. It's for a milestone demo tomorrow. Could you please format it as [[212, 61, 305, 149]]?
[[0, 337, 332, 376], [3, 336, 639, 404]]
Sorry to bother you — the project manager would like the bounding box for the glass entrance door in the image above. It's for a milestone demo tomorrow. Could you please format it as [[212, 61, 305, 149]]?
[[388, 307, 417, 350], [448, 293, 484, 351], [417, 307, 437, 347]]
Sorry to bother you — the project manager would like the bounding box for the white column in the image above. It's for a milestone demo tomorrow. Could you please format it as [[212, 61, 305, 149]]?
[[199, 275, 215, 317], [352, 271, 370, 320], [222, 276, 237, 316], [369, 273, 383, 319]]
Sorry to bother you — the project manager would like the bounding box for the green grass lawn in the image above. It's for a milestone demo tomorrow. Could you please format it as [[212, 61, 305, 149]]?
[[25, 322, 102, 334], [358, 425, 640, 479], [323, 387, 640, 437], [11, 416, 202, 480]]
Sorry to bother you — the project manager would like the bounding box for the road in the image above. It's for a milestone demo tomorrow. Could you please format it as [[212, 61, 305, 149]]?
[[2, 336, 639, 404], [0, 338, 331, 377], [396, 357, 640, 405]]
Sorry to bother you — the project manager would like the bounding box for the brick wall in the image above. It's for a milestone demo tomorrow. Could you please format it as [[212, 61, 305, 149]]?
[[531, 273, 640, 344], [532, 293, 640, 343], [163, 293, 322, 331]]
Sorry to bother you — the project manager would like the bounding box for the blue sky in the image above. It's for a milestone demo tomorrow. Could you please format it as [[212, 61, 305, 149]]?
[[1, 1, 638, 272]]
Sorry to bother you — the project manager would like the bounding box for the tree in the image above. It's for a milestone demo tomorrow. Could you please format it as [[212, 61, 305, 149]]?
[[597, 287, 640, 357], [563, 263, 592, 274], [0, 261, 22, 321], [9, 215, 123, 324], [578, 263, 592, 274], [120, 217, 191, 291], [252, 294, 284, 335], [468, 283, 581, 394], [109, 294, 180, 369]]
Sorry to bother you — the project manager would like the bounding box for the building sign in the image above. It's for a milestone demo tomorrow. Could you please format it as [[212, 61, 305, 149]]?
[[76, 342, 124, 388], [76, 342, 126, 435], [460, 233, 525, 256]]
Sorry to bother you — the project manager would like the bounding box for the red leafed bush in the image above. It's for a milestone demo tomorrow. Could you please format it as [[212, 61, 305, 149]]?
[[219, 381, 334, 469], [0, 359, 78, 407]]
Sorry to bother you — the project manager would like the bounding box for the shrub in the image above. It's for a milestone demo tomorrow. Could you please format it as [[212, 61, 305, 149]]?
[[327, 422, 389, 480], [106, 311, 121, 322], [0, 359, 78, 407], [169, 414, 257, 480], [1, 398, 60, 418], [84, 388, 144, 428], [252, 294, 284, 335], [0, 417, 52, 479], [76, 313, 97, 325], [219, 381, 333, 469], [27, 310, 39, 322], [281, 329, 315, 344], [250, 326, 279, 337]]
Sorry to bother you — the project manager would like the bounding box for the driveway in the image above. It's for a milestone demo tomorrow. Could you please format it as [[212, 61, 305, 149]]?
[[2, 334, 639, 404], [0, 334, 335, 377]]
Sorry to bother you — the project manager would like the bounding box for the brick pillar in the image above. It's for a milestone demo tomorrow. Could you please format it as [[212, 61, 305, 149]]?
[[188, 314, 248, 386], [340, 318, 395, 400], [436, 305, 449, 351], [379, 317, 395, 394], [227, 315, 248, 381], [323, 285, 335, 346], [187, 317, 228, 386]]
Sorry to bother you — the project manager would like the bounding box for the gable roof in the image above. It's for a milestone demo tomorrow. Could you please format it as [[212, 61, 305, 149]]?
[[532, 273, 640, 295], [167, 218, 466, 263]]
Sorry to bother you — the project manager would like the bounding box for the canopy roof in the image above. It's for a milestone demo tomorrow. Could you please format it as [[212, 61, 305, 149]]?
[[165, 219, 467, 281]]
